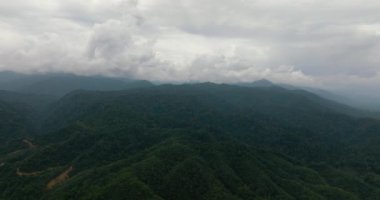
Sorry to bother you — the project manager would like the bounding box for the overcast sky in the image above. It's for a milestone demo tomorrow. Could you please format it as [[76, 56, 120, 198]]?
[[0, 0, 379, 91]]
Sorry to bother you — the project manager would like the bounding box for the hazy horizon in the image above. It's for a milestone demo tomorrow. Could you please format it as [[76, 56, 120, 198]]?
[[0, 0, 379, 100], [1, 70, 380, 110]]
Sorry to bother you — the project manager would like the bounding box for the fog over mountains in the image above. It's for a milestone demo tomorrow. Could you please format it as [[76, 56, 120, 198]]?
[[1, 0, 380, 92], [1, 71, 379, 111]]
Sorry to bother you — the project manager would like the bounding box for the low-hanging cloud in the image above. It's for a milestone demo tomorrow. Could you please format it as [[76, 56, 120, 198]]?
[[0, 0, 379, 90]]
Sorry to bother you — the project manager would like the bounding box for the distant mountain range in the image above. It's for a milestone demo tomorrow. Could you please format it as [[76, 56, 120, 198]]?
[[0, 73, 380, 199], [237, 79, 380, 113], [0, 71, 153, 97], [1, 71, 379, 112]]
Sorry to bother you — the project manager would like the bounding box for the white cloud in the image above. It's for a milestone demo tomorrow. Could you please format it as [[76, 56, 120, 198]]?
[[0, 0, 379, 89]]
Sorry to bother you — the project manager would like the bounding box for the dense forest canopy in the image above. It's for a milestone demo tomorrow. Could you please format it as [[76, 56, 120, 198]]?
[[0, 75, 379, 199]]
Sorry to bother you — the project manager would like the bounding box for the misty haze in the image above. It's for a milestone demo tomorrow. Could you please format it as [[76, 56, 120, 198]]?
[[0, 0, 380, 200]]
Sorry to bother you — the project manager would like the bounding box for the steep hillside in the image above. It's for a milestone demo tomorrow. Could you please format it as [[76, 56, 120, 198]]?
[[0, 90, 56, 111], [0, 100, 34, 156]]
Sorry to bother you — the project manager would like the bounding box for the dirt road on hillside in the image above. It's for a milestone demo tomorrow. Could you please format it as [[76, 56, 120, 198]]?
[[46, 166, 74, 190]]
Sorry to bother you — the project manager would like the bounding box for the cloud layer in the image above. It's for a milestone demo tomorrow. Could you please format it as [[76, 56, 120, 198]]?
[[0, 0, 379, 89]]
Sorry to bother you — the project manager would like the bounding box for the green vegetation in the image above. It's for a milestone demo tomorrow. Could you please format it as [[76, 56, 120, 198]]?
[[0, 83, 379, 199]]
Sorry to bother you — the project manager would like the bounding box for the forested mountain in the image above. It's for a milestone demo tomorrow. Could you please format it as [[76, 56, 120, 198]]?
[[240, 80, 380, 119], [0, 72, 153, 97], [0, 83, 379, 199]]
